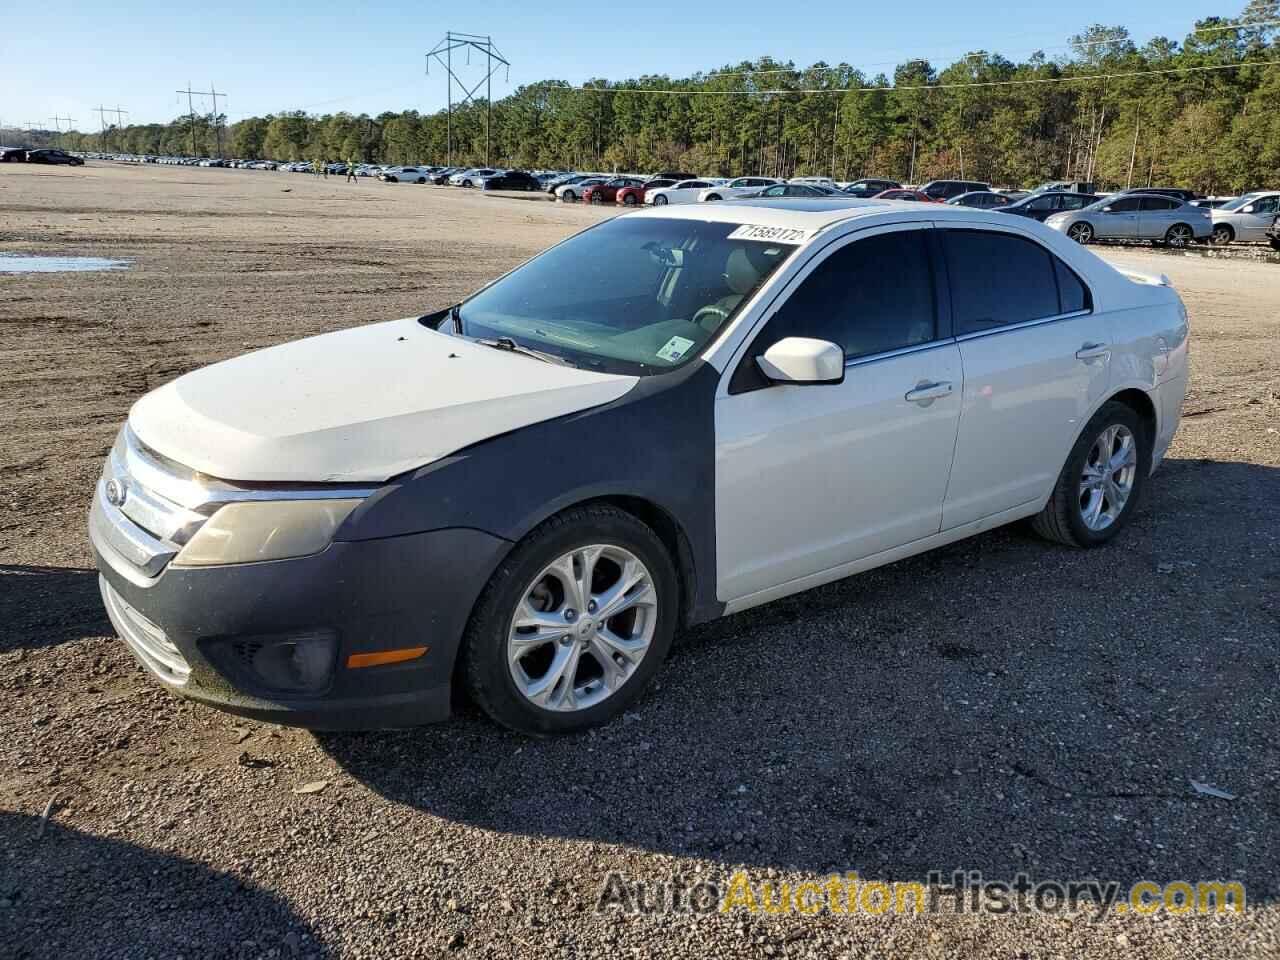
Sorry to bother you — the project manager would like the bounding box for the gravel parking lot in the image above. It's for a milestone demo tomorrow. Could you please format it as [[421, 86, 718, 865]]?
[[1, 162, 1277, 959]]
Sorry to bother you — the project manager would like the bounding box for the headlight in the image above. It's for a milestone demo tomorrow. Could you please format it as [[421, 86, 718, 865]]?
[[172, 498, 362, 567]]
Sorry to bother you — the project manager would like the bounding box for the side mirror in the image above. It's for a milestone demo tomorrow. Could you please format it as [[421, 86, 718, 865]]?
[[756, 337, 845, 385], [1242, 204, 1256, 214]]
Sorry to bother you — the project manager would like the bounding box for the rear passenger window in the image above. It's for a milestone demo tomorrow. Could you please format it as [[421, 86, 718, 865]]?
[[1140, 196, 1178, 211], [767, 230, 936, 359], [1054, 259, 1091, 313], [943, 230, 1060, 333]]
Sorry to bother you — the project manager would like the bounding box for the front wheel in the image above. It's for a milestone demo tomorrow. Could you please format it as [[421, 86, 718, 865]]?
[[416, 177, 426, 184], [590, 193, 603, 204], [622, 194, 637, 206], [561, 190, 576, 202], [704, 193, 722, 202], [1164, 223, 1194, 248], [462, 504, 677, 735], [1030, 401, 1150, 547], [462, 179, 472, 188], [1210, 224, 1234, 246], [653, 194, 668, 205], [1067, 222, 1093, 244]]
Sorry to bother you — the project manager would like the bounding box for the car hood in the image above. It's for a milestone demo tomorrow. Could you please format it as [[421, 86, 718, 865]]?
[[129, 318, 638, 483]]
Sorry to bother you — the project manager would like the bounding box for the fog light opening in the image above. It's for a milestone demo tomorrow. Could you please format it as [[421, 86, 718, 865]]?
[[230, 630, 338, 695]]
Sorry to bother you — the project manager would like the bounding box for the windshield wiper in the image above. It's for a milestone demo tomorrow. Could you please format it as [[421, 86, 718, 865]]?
[[475, 336, 573, 367]]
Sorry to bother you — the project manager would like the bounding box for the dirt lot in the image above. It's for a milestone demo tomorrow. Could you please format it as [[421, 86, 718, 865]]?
[[1, 162, 1277, 959]]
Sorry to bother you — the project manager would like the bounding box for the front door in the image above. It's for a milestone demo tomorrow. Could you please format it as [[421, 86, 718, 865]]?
[[1096, 196, 1141, 238], [714, 225, 962, 602]]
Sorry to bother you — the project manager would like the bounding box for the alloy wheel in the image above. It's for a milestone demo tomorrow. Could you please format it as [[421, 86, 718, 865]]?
[[507, 545, 658, 712], [1166, 224, 1193, 247], [1078, 424, 1138, 531], [1067, 222, 1093, 244], [1211, 225, 1233, 245]]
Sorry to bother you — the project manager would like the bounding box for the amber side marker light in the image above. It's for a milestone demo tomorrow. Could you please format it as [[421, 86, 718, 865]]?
[[347, 646, 429, 669]]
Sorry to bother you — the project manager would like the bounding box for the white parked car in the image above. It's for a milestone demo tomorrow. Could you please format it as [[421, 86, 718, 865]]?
[[380, 166, 433, 184], [698, 176, 783, 202], [555, 177, 607, 202], [644, 179, 724, 205], [450, 168, 502, 187], [1209, 191, 1280, 245], [90, 200, 1188, 736]]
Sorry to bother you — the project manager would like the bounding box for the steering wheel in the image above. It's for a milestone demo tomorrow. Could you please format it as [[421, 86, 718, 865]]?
[[690, 304, 730, 330]]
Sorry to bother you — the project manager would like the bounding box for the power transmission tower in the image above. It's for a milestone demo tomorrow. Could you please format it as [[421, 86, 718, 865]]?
[[94, 105, 126, 150], [50, 115, 74, 149], [176, 84, 226, 157], [427, 32, 510, 167]]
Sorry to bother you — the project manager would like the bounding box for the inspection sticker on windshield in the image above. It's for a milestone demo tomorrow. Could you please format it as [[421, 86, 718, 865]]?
[[657, 335, 696, 362], [727, 224, 813, 244]]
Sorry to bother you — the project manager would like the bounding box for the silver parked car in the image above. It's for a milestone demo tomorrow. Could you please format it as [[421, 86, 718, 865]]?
[[1045, 193, 1212, 247], [1209, 192, 1280, 245]]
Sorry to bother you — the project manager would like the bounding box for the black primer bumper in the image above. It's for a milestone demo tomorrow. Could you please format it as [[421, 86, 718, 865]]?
[[92, 525, 510, 730]]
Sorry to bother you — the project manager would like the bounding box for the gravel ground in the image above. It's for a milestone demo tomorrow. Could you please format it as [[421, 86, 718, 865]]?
[[1, 162, 1277, 959]]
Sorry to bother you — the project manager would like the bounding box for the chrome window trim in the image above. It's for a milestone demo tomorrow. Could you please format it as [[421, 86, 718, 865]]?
[[953, 308, 1092, 344], [843, 337, 956, 369]]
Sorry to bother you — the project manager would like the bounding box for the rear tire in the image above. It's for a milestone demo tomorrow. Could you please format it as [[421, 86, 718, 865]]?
[[461, 505, 677, 735], [1031, 401, 1150, 548]]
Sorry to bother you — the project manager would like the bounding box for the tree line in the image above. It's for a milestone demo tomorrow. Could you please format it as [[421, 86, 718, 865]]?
[[19, 5, 1280, 193]]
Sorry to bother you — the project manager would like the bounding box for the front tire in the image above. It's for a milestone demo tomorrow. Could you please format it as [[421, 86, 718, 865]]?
[[1031, 401, 1150, 547], [561, 189, 576, 202], [704, 193, 722, 202], [622, 194, 637, 206], [1164, 223, 1194, 247], [1210, 223, 1234, 245], [462, 505, 677, 735], [1067, 222, 1093, 244], [653, 194, 668, 205]]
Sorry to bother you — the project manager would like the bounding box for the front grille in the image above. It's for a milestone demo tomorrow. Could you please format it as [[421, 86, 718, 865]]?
[[100, 577, 191, 685]]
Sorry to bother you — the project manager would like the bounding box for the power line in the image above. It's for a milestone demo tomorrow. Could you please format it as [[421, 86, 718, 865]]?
[[693, 16, 1280, 82], [558, 57, 1280, 98]]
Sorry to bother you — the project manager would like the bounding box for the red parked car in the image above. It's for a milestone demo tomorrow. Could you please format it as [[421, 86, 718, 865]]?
[[873, 189, 939, 202], [614, 178, 676, 206], [581, 176, 646, 204]]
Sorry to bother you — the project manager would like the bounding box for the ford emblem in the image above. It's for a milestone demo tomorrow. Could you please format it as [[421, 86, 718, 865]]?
[[105, 477, 127, 507]]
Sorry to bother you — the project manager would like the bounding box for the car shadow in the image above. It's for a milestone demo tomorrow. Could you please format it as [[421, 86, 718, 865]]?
[[0, 811, 330, 957], [0, 564, 111, 654], [325, 458, 1274, 898]]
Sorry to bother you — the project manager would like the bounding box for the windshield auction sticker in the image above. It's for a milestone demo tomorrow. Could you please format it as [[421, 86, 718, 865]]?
[[726, 224, 814, 244]]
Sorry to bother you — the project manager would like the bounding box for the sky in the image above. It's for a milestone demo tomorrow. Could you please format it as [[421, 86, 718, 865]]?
[[2, 0, 1233, 134]]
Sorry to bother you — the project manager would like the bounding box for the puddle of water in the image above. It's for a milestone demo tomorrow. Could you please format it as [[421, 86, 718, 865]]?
[[0, 253, 133, 274]]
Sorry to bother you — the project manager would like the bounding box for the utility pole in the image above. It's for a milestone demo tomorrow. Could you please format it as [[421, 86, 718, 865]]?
[[95, 105, 110, 150], [177, 83, 200, 156], [1125, 111, 1141, 190], [427, 32, 510, 167], [207, 84, 225, 157]]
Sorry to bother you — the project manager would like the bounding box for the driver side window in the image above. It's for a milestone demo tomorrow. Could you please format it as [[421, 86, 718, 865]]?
[[763, 230, 937, 360]]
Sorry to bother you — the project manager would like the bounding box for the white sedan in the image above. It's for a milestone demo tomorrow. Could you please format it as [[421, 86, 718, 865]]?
[[697, 176, 783, 202], [555, 177, 608, 202], [91, 198, 1187, 736], [1209, 192, 1280, 244], [379, 166, 432, 184], [644, 179, 725, 205], [449, 168, 502, 187]]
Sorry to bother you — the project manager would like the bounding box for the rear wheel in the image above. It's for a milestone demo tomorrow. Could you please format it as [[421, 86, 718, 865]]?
[[1031, 401, 1149, 547], [462, 505, 677, 735], [1210, 223, 1234, 245], [1067, 222, 1093, 244], [1164, 223, 1194, 247]]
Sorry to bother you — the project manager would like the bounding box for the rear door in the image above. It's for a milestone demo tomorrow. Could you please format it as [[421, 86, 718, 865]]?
[[715, 224, 962, 601], [939, 225, 1110, 528], [1137, 195, 1179, 238]]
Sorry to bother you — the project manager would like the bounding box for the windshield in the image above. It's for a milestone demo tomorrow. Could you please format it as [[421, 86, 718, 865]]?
[[1218, 193, 1261, 211], [451, 217, 797, 375]]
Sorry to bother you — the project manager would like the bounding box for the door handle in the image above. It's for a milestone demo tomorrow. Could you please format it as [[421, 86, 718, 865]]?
[[904, 380, 953, 405], [1075, 342, 1111, 361]]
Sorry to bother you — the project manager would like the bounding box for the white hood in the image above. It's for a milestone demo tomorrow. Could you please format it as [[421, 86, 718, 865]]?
[[129, 318, 637, 483]]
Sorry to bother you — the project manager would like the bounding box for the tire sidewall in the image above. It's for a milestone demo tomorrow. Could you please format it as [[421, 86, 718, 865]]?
[[465, 510, 678, 735], [1057, 402, 1151, 546]]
